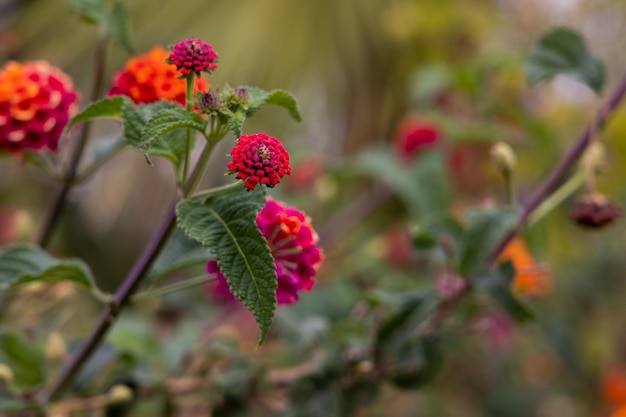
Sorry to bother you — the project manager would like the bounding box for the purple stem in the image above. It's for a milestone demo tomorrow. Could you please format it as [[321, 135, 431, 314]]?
[[487, 73, 626, 264]]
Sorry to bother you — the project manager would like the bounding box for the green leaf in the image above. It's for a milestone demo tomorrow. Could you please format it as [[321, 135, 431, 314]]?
[[140, 108, 206, 154], [475, 263, 535, 322], [227, 111, 246, 138], [0, 244, 96, 291], [0, 331, 45, 389], [390, 336, 444, 389], [245, 87, 302, 121], [66, 0, 105, 23], [458, 207, 519, 280], [375, 293, 443, 389], [66, 0, 133, 53], [264, 90, 302, 122], [64, 96, 128, 136], [176, 187, 276, 344], [524, 27, 605, 94], [121, 101, 202, 170], [122, 100, 178, 148], [103, 1, 134, 53]]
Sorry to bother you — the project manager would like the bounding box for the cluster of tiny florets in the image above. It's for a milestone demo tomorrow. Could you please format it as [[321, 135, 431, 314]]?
[[227, 133, 292, 191], [166, 38, 218, 78], [208, 198, 323, 305], [109, 47, 209, 105], [0, 61, 79, 153]]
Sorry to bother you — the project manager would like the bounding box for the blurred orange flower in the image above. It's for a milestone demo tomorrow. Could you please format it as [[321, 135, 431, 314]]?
[[109, 47, 209, 105], [603, 368, 626, 406], [498, 238, 551, 297]]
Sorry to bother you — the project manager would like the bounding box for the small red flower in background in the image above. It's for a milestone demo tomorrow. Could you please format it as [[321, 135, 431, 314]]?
[[207, 198, 324, 305], [382, 224, 413, 269], [285, 157, 324, 192], [166, 38, 218, 78], [394, 117, 442, 162], [109, 47, 209, 105], [227, 133, 292, 191], [0, 61, 78, 153], [498, 237, 551, 297]]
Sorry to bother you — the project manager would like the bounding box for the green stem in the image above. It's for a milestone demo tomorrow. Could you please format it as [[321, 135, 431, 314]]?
[[504, 171, 515, 206], [133, 274, 216, 301], [191, 181, 241, 200], [528, 169, 585, 227], [182, 75, 195, 185]]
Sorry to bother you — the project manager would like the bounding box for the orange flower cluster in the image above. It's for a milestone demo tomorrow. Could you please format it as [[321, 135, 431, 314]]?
[[0, 61, 78, 153], [498, 238, 551, 297], [109, 47, 209, 105]]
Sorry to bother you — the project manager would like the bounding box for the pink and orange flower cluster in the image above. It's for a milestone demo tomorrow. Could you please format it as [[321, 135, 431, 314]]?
[[0, 61, 78, 153], [209, 198, 323, 305]]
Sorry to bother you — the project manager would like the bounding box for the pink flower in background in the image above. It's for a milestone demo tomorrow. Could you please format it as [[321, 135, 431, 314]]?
[[0, 61, 79, 153], [167, 38, 218, 77], [208, 198, 324, 305], [227, 133, 292, 191], [394, 117, 442, 162]]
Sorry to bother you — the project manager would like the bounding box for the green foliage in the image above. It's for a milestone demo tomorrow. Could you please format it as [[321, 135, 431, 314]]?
[[66, 0, 133, 53], [354, 149, 451, 221], [176, 187, 276, 344], [375, 292, 444, 389], [245, 87, 302, 121], [0, 244, 96, 291], [458, 207, 519, 279], [64, 96, 129, 135], [525, 27, 605, 94], [475, 262, 535, 322], [0, 331, 46, 389], [226, 110, 246, 139], [140, 108, 207, 155]]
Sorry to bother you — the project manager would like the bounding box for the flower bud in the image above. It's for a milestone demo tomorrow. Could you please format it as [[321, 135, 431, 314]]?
[[490, 142, 517, 177], [570, 193, 621, 229], [45, 332, 67, 362], [0, 363, 14, 386], [197, 91, 223, 115], [107, 384, 134, 405]]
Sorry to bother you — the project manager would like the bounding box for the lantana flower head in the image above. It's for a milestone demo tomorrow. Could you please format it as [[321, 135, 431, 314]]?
[[394, 117, 442, 162], [166, 38, 218, 78], [227, 133, 292, 191], [208, 198, 324, 305], [0, 61, 79, 153], [109, 47, 209, 105]]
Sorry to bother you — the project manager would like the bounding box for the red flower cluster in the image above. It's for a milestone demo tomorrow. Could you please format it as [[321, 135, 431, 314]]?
[[166, 38, 218, 77], [394, 117, 441, 162], [209, 198, 323, 305], [109, 47, 209, 105], [227, 133, 292, 191], [0, 61, 78, 153]]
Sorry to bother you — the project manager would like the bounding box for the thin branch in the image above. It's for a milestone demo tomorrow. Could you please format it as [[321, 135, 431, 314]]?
[[36, 27, 109, 247], [39, 140, 218, 404], [487, 73, 626, 264]]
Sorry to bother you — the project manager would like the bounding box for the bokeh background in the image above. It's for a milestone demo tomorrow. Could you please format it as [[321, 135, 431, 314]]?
[[3, 0, 626, 416]]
